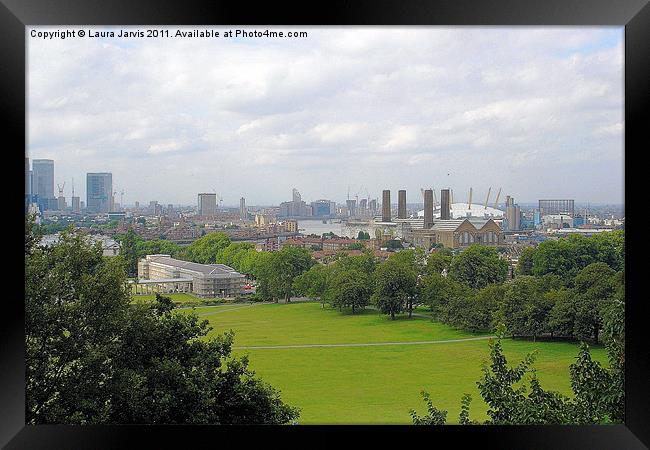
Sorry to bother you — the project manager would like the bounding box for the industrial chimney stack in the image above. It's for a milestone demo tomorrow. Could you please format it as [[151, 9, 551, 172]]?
[[398, 190, 407, 219], [424, 189, 434, 228], [440, 189, 451, 220], [382, 190, 391, 222]]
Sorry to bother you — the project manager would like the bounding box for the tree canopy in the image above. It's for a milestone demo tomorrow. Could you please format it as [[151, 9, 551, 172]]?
[[183, 232, 232, 264], [449, 244, 509, 290], [25, 218, 299, 424]]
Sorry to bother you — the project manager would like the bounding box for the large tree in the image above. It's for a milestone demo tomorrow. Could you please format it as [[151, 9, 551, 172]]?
[[420, 272, 462, 320], [530, 231, 624, 285], [465, 283, 505, 333], [25, 218, 299, 424], [572, 262, 617, 343], [216, 242, 255, 270], [326, 268, 372, 314], [256, 246, 314, 302], [118, 228, 139, 277], [292, 263, 329, 307], [498, 276, 549, 339], [516, 246, 535, 276], [183, 232, 232, 264], [425, 250, 453, 276], [449, 245, 509, 290], [372, 254, 418, 319], [547, 288, 577, 338]]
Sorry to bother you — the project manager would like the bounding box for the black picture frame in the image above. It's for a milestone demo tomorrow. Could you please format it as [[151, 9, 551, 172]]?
[[2, 0, 648, 448]]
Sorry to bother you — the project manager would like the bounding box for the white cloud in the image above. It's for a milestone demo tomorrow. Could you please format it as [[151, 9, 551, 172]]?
[[27, 26, 624, 205]]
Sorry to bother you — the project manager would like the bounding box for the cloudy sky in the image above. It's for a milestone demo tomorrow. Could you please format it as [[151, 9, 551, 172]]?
[[27, 27, 623, 206]]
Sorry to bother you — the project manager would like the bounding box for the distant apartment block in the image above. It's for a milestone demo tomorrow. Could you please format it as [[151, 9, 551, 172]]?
[[197, 193, 217, 217], [285, 219, 298, 233], [538, 199, 575, 217], [86, 172, 113, 213]]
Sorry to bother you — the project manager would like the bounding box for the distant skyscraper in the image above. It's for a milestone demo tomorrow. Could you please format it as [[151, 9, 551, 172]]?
[[240, 197, 247, 220], [57, 196, 67, 211], [292, 188, 301, 203], [382, 190, 391, 222], [505, 196, 521, 231], [440, 189, 451, 220], [311, 199, 333, 217], [198, 193, 217, 217], [369, 199, 377, 214], [148, 201, 162, 215], [86, 172, 113, 213], [346, 199, 357, 217], [72, 196, 80, 213], [32, 159, 55, 200], [398, 190, 407, 219]]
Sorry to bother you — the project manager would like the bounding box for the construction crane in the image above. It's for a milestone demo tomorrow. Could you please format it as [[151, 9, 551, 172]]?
[[57, 182, 65, 197], [484, 187, 492, 209], [493, 187, 502, 209]]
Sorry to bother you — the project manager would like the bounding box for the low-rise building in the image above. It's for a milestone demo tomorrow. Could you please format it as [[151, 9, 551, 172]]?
[[322, 238, 358, 251], [284, 219, 298, 233], [542, 214, 574, 229], [137, 254, 245, 298], [404, 218, 503, 249]]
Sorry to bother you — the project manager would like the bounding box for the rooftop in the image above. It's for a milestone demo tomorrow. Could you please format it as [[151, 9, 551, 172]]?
[[145, 255, 244, 278]]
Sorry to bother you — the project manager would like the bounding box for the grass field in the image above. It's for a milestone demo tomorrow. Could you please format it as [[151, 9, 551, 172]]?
[[132, 293, 231, 306], [180, 302, 608, 424]]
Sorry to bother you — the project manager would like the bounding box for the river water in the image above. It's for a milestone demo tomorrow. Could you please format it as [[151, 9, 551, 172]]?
[[297, 219, 382, 239]]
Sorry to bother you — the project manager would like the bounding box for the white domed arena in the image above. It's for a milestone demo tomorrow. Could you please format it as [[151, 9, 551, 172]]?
[[417, 202, 504, 220]]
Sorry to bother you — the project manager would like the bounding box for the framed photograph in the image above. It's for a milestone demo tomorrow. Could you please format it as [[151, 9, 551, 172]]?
[[3, 0, 648, 447]]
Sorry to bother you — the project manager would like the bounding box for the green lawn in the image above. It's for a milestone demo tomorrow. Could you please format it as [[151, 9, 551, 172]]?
[[183, 302, 608, 424], [132, 293, 231, 306]]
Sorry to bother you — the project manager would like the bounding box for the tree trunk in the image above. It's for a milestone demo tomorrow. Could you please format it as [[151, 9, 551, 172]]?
[[408, 299, 412, 318], [391, 311, 395, 320], [352, 304, 355, 314]]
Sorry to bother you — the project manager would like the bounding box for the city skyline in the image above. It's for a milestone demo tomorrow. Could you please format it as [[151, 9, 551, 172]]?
[[28, 27, 624, 205]]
